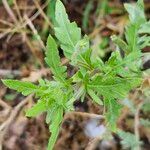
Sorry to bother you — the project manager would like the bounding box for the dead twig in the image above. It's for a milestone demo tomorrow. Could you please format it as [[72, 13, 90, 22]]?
[[2, 0, 17, 23], [0, 99, 11, 110], [64, 111, 105, 120], [33, 0, 53, 28], [0, 19, 13, 27], [24, 14, 46, 50], [89, 26, 105, 39], [13, 0, 23, 23]]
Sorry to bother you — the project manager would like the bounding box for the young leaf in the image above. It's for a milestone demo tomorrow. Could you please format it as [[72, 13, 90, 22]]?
[[111, 35, 128, 52], [46, 108, 56, 124], [2, 79, 38, 96], [125, 24, 139, 52], [26, 100, 47, 117], [75, 48, 93, 70], [138, 21, 150, 34], [54, 0, 81, 59], [45, 35, 67, 83], [124, 0, 146, 26], [71, 35, 90, 66], [138, 35, 150, 49], [124, 0, 147, 53]]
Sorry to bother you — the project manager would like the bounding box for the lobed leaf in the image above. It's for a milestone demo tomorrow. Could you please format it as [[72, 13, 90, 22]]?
[[26, 100, 47, 117], [2, 79, 38, 96], [105, 98, 122, 131], [138, 21, 150, 34], [124, 0, 146, 26], [47, 107, 63, 150], [87, 76, 142, 100], [125, 24, 139, 52], [45, 35, 67, 83], [54, 0, 81, 59]]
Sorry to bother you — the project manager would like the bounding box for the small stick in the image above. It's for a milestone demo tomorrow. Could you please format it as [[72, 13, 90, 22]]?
[[13, 0, 23, 23], [24, 14, 46, 50], [33, 0, 53, 28], [0, 99, 11, 110], [2, 0, 17, 23], [0, 19, 13, 26], [64, 111, 105, 120]]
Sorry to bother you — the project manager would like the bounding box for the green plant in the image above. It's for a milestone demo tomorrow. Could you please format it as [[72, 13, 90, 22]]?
[[118, 130, 143, 150], [2, 0, 150, 149]]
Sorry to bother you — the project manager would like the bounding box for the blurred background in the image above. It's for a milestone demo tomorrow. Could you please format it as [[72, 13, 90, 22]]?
[[0, 0, 150, 149]]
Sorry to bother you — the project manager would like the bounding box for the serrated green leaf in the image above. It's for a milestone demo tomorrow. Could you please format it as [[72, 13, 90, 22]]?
[[71, 35, 90, 66], [101, 50, 141, 77], [124, 0, 147, 53], [54, 0, 81, 59], [111, 35, 128, 52], [47, 107, 63, 150], [138, 35, 150, 49], [38, 78, 46, 86], [87, 76, 142, 100], [76, 48, 93, 70], [72, 71, 83, 83], [105, 98, 121, 131], [46, 108, 56, 124], [87, 88, 103, 105], [124, 0, 146, 26], [103, 50, 123, 75], [45, 35, 67, 83], [125, 24, 139, 52], [138, 21, 150, 34], [2, 79, 38, 96], [26, 100, 47, 117]]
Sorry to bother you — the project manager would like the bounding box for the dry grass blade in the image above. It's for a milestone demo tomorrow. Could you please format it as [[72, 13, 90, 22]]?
[[13, 0, 23, 22], [2, 0, 17, 23], [33, 0, 53, 28], [64, 112, 105, 120], [24, 14, 46, 50], [0, 19, 13, 27]]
